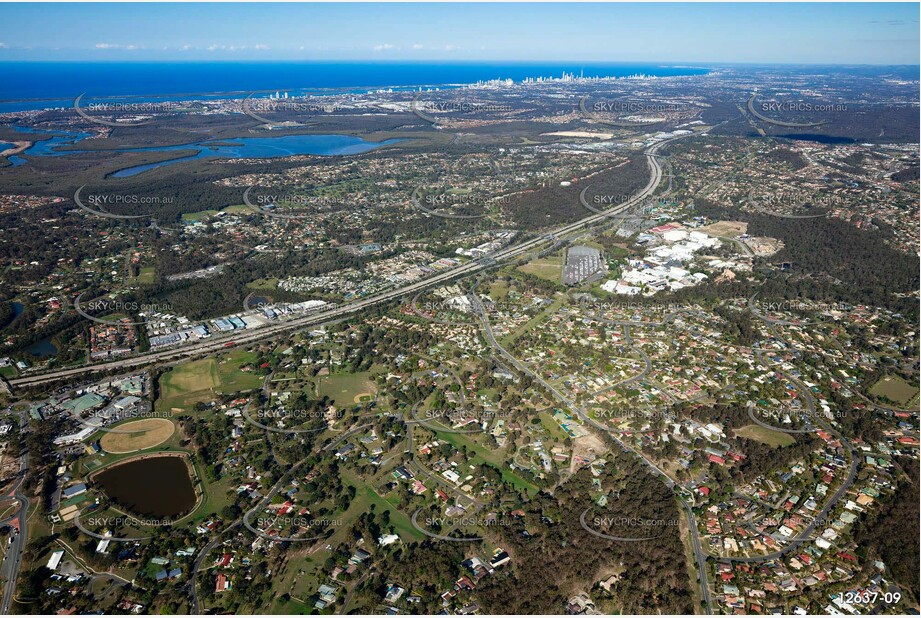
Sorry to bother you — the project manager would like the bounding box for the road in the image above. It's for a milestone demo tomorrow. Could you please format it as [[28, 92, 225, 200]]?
[[467, 285, 715, 613], [720, 236, 754, 257], [71, 510, 150, 542], [188, 520, 242, 615], [2, 127, 695, 611], [191, 415, 379, 612], [584, 313, 676, 397], [0, 407, 30, 615], [10, 130, 694, 392], [405, 419, 483, 512], [718, 308, 862, 564], [681, 500, 714, 612], [188, 406, 365, 612]]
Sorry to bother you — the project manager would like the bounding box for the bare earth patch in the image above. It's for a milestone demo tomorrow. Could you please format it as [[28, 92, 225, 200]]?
[[697, 220, 747, 238], [569, 433, 608, 474]]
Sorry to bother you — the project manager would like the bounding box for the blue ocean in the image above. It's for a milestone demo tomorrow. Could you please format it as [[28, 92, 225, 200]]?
[[0, 61, 711, 112]]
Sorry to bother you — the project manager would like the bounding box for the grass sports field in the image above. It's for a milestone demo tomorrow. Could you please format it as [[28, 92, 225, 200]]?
[[517, 253, 563, 282], [99, 418, 176, 453], [315, 371, 377, 404], [869, 375, 919, 408], [134, 266, 156, 284], [734, 424, 795, 448], [157, 349, 262, 412]]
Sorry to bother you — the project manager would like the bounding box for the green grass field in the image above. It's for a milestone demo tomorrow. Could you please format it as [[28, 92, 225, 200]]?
[[869, 375, 919, 408], [157, 349, 262, 412], [734, 424, 795, 448], [433, 430, 539, 496], [341, 469, 424, 542], [487, 280, 510, 301], [315, 371, 377, 405], [246, 278, 279, 291], [222, 204, 252, 214], [216, 350, 263, 390], [134, 266, 156, 284], [181, 209, 220, 222], [517, 254, 563, 282], [192, 470, 237, 524], [157, 358, 219, 411], [182, 205, 252, 222], [538, 410, 570, 441]]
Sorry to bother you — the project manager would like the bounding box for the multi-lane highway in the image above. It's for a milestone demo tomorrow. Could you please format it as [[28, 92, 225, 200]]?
[[1, 128, 697, 613], [0, 408, 30, 615], [11, 130, 693, 393]]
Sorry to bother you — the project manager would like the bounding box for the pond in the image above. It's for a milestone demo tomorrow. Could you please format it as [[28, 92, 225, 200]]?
[[24, 334, 58, 358], [95, 455, 196, 519]]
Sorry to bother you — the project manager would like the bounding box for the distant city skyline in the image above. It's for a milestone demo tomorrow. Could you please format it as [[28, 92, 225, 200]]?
[[0, 3, 918, 65]]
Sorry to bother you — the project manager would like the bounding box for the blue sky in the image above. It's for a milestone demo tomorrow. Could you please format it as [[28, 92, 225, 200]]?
[[1, 3, 918, 65]]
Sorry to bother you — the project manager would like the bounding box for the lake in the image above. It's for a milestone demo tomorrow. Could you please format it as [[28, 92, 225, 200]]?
[[109, 134, 403, 177], [2, 126, 401, 175], [94, 455, 196, 518]]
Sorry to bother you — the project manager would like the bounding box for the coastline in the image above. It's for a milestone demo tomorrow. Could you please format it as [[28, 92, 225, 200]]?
[[0, 61, 713, 113]]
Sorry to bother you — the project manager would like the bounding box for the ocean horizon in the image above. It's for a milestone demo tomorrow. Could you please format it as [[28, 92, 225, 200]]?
[[0, 60, 712, 111]]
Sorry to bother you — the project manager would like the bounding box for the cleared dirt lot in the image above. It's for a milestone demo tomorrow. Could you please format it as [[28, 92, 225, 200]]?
[[697, 220, 747, 238]]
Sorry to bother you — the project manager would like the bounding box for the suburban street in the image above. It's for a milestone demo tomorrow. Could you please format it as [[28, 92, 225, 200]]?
[[9, 130, 690, 393], [1, 123, 787, 615], [467, 283, 716, 613], [0, 9, 916, 616]]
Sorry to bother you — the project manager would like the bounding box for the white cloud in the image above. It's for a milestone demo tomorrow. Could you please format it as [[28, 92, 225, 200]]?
[[204, 44, 270, 52], [411, 44, 424, 50], [372, 43, 396, 52], [94, 43, 138, 50]]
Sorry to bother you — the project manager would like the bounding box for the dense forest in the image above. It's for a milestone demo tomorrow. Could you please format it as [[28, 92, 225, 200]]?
[[355, 456, 695, 614], [853, 457, 921, 605], [504, 154, 652, 230], [693, 197, 920, 319], [475, 455, 694, 614]]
